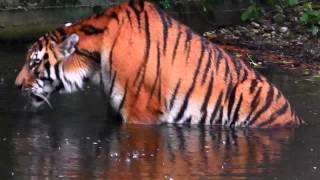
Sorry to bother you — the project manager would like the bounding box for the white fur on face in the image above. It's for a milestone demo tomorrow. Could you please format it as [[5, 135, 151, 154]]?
[[30, 49, 46, 62]]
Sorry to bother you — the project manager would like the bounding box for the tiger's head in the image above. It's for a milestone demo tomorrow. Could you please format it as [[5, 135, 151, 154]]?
[[15, 33, 81, 108]]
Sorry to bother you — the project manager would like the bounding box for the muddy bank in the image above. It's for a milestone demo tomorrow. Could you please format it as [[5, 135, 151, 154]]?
[[204, 11, 320, 74]]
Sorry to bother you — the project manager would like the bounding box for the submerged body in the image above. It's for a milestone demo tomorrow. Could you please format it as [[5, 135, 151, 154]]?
[[15, 0, 303, 128]]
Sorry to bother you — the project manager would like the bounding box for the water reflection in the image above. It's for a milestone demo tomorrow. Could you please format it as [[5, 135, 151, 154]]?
[[1, 44, 320, 179], [7, 116, 296, 179]]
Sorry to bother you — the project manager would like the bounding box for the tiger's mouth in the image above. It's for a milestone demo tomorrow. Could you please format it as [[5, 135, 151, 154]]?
[[30, 92, 52, 108]]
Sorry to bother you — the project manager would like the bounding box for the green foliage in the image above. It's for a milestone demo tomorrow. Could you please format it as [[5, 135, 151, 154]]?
[[241, 4, 260, 22], [287, 0, 299, 6], [151, 0, 172, 9], [241, 0, 320, 36], [299, 2, 320, 35]]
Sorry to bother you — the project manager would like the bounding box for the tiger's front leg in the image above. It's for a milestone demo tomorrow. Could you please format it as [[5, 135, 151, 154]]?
[[120, 87, 164, 124]]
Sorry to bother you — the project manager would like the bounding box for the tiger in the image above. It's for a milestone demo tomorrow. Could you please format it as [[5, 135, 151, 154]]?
[[15, 0, 304, 128]]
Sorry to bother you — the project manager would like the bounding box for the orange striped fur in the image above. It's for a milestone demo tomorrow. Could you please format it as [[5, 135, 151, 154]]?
[[15, 0, 304, 128]]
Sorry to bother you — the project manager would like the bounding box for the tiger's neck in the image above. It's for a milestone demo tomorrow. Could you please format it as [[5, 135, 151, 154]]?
[[56, 8, 124, 92]]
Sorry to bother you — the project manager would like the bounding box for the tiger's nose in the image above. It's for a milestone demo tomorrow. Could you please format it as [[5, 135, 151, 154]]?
[[15, 77, 25, 89]]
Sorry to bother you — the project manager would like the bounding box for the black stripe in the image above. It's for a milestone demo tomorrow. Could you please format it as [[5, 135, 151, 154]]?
[[37, 40, 43, 51], [43, 62, 53, 83], [75, 49, 101, 65], [166, 14, 173, 27], [157, 42, 162, 101], [128, 1, 142, 29], [148, 63, 160, 102], [241, 68, 248, 82], [234, 58, 242, 80], [184, 28, 193, 63], [43, 53, 48, 60], [249, 85, 274, 126], [79, 25, 105, 35], [169, 80, 181, 110], [184, 28, 193, 51], [172, 31, 182, 64], [200, 72, 214, 124], [135, 11, 151, 97], [119, 81, 129, 111], [125, 10, 133, 28], [54, 62, 62, 81], [216, 106, 224, 125], [56, 27, 66, 37], [243, 87, 262, 124], [50, 32, 59, 42], [224, 78, 233, 103], [129, 0, 144, 10], [154, 5, 169, 55], [258, 102, 289, 127], [201, 49, 212, 85], [49, 44, 58, 60], [229, 94, 243, 127], [209, 91, 223, 124], [174, 40, 205, 122], [276, 89, 282, 100], [227, 84, 238, 120], [184, 116, 192, 125], [109, 71, 117, 96], [215, 47, 223, 72], [108, 34, 120, 79], [224, 60, 230, 81], [250, 87, 262, 109], [254, 70, 262, 81], [110, 12, 119, 23], [249, 79, 258, 94]]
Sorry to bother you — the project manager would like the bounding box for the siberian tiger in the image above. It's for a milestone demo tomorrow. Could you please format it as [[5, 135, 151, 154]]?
[[15, 0, 304, 128]]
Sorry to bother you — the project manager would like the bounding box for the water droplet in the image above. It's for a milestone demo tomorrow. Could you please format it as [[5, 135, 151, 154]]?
[[164, 175, 174, 180], [110, 152, 119, 158], [132, 151, 139, 159], [125, 158, 131, 163]]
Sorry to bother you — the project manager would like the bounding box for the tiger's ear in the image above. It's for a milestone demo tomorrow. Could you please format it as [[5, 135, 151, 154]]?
[[58, 33, 79, 59]]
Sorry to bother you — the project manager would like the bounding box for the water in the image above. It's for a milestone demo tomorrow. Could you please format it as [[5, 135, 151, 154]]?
[[1, 44, 320, 180]]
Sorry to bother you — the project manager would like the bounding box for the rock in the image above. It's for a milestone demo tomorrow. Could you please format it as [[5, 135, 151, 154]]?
[[262, 33, 271, 38], [251, 22, 260, 28], [280, 27, 288, 33], [233, 30, 241, 36], [239, 26, 248, 32], [252, 28, 260, 34]]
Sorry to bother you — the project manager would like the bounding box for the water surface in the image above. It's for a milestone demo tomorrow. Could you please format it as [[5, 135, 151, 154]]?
[[1, 45, 320, 180]]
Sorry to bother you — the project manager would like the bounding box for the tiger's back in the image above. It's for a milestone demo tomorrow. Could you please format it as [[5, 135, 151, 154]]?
[[15, 0, 304, 128], [101, 1, 303, 127]]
